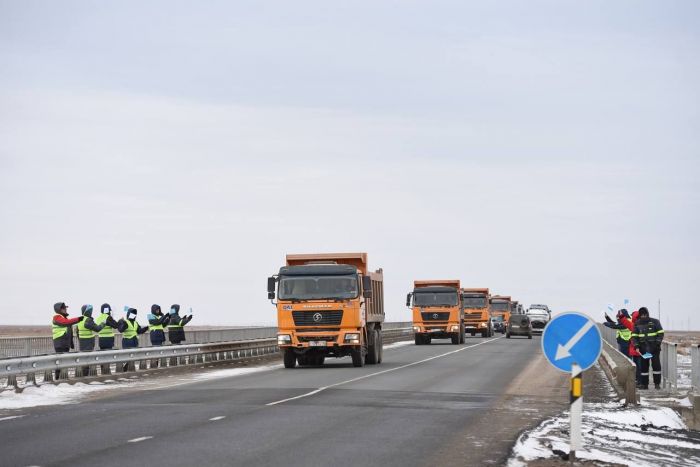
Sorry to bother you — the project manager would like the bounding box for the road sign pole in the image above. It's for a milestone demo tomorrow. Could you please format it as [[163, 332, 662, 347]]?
[[569, 362, 582, 461]]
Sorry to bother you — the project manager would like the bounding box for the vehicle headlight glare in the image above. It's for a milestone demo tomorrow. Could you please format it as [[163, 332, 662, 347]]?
[[277, 334, 292, 345], [413, 326, 421, 332]]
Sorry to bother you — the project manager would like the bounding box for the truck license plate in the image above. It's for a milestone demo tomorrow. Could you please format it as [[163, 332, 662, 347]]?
[[308, 341, 326, 347]]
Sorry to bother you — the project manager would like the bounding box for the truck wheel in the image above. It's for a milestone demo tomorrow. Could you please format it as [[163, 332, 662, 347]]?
[[351, 348, 365, 367], [425, 336, 431, 345], [366, 330, 379, 364], [528, 334, 533, 340], [481, 329, 487, 338], [414, 334, 423, 345], [377, 331, 383, 364], [459, 326, 465, 344], [506, 333, 511, 339], [451, 333, 460, 345], [283, 349, 296, 369]]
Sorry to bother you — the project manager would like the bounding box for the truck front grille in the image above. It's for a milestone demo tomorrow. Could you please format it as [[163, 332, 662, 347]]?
[[421, 312, 450, 321], [464, 312, 483, 319], [297, 335, 338, 343], [292, 310, 343, 326]]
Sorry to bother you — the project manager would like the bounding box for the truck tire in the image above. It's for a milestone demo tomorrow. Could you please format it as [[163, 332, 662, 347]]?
[[481, 329, 487, 338], [506, 333, 511, 339], [528, 334, 533, 340], [283, 349, 296, 369], [459, 325, 465, 344], [414, 334, 423, 345], [425, 336, 431, 345], [366, 330, 379, 364], [451, 333, 459, 345], [351, 348, 365, 367], [377, 331, 383, 364]]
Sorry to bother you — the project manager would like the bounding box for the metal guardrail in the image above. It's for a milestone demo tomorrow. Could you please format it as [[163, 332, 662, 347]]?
[[1, 326, 414, 389], [597, 324, 637, 404], [0, 322, 414, 359]]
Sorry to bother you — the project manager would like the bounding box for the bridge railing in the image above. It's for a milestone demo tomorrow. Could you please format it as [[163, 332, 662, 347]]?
[[0, 322, 414, 359], [0, 324, 414, 389]]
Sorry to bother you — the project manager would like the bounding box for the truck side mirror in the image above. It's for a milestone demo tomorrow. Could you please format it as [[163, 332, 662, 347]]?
[[406, 293, 412, 307], [267, 277, 276, 300], [362, 276, 373, 299]]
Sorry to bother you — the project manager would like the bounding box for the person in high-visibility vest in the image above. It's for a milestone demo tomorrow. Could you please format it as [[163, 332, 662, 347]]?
[[167, 304, 193, 345], [117, 307, 149, 349], [52, 302, 82, 354], [603, 309, 632, 358], [95, 303, 119, 350], [77, 304, 105, 352], [632, 307, 665, 390], [148, 304, 171, 346]]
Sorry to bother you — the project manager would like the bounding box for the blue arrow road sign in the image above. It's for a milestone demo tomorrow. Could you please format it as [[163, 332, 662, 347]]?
[[541, 312, 602, 372]]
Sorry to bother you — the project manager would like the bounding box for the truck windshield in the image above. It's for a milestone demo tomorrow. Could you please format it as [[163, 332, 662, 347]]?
[[462, 296, 486, 308], [491, 302, 509, 311], [279, 275, 359, 300], [413, 291, 458, 307]]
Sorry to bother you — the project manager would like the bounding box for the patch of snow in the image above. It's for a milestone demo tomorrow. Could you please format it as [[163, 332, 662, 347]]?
[[383, 341, 413, 351], [509, 402, 700, 467], [190, 364, 281, 380], [0, 381, 130, 410]]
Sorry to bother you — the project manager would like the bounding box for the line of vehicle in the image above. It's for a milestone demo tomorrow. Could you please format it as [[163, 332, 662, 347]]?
[[266, 337, 503, 406]]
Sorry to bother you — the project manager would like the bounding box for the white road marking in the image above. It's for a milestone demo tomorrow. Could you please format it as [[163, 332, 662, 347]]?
[[0, 415, 26, 422], [127, 436, 153, 443], [209, 416, 226, 421], [266, 337, 502, 406]]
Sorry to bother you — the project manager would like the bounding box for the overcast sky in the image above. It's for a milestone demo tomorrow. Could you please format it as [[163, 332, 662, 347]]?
[[1, 1, 698, 329]]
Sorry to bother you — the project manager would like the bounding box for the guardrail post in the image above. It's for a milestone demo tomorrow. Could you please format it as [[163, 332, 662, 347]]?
[[6, 375, 18, 389], [43, 370, 54, 382], [625, 365, 637, 405], [26, 372, 38, 386], [692, 345, 700, 391], [667, 343, 678, 390], [101, 364, 112, 375], [56, 368, 68, 381]]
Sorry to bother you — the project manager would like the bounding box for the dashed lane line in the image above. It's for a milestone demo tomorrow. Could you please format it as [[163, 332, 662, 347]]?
[[266, 337, 503, 406], [209, 416, 226, 421]]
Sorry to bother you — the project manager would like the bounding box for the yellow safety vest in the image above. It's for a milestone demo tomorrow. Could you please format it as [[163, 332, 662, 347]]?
[[77, 318, 96, 339], [52, 314, 68, 340], [123, 319, 138, 339], [95, 313, 115, 337], [616, 328, 632, 341], [148, 314, 163, 331]]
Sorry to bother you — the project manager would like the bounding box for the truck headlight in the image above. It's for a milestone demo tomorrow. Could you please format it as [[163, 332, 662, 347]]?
[[479, 322, 486, 328], [277, 334, 292, 345], [413, 326, 421, 332], [450, 325, 460, 332], [344, 333, 360, 344]]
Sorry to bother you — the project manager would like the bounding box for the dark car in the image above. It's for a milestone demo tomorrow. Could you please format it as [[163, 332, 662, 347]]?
[[506, 314, 533, 339]]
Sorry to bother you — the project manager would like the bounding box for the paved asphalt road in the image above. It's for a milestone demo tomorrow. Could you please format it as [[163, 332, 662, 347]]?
[[0, 335, 567, 467]]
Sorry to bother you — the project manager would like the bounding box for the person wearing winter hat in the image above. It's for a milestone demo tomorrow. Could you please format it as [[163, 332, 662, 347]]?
[[147, 304, 170, 346], [117, 307, 149, 349], [603, 308, 632, 357], [52, 302, 83, 354], [76, 304, 105, 352], [94, 303, 119, 350], [632, 307, 665, 390], [167, 304, 193, 345]]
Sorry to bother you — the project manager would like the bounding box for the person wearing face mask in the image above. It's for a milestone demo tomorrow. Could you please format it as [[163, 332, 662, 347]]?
[[167, 304, 193, 345], [632, 307, 665, 390], [94, 303, 119, 350], [77, 304, 105, 352], [117, 307, 149, 349], [148, 304, 171, 346]]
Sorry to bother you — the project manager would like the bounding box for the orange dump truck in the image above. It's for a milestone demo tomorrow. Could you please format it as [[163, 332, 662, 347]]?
[[461, 288, 493, 337], [268, 253, 384, 368], [407, 280, 464, 345], [490, 295, 512, 334]]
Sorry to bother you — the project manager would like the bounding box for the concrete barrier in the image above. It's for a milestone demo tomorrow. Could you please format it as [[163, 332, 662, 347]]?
[[599, 340, 638, 405]]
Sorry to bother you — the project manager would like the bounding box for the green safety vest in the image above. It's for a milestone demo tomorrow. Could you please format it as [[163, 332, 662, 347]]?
[[95, 313, 115, 337], [77, 317, 96, 339], [616, 328, 632, 341], [149, 315, 164, 331], [123, 319, 139, 339], [168, 317, 183, 329], [52, 314, 68, 340]]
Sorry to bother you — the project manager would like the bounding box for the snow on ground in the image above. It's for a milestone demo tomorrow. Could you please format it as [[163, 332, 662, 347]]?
[[383, 340, 414, 351], [509, 402, 700, 466], [191, 364, 281, 380], [0, 381, 132, 410]]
